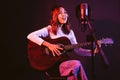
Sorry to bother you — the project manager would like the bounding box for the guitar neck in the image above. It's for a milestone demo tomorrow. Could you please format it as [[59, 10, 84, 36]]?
[[64, 37, 113, 50], [64, 42, 91, 50]]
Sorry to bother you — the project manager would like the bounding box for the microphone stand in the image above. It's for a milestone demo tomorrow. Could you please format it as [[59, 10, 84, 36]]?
[[85, 16, 109, 80]]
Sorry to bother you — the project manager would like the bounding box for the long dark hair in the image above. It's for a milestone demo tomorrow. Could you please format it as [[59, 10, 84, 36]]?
[[50, 5, 71, 35]]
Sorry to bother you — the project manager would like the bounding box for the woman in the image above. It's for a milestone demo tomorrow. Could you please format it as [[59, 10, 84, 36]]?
[[27, 5, 98, 80]]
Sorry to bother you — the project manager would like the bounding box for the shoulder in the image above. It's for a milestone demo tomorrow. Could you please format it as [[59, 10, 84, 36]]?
[[38, 25, 51, 31], [69, 29, 75, 34], [45, 25, 52, 31]]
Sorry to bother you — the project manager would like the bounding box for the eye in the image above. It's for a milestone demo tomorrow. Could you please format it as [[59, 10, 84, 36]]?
[[64, 13, 68, 17]]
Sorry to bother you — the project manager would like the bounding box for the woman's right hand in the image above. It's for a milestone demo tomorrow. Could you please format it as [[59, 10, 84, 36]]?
[[42, 41, 63, 56], [47, 43, 63, 56]]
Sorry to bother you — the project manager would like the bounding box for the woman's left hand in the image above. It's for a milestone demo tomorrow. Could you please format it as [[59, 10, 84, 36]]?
[[94, 40, 101, 54]]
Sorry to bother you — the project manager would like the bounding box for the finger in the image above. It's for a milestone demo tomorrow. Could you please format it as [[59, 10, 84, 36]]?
[[56, 45, 63, 50], [51, 50, 56, 56], [54, 49, 61, 56], [97, 41, 101, 47], [94, 48, 99, 54], [56, 49, 62, 56], [58, 47, 63, 50]]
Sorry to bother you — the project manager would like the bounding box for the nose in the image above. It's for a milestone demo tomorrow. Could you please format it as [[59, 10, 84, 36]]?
[[62, 13, 68, 17]]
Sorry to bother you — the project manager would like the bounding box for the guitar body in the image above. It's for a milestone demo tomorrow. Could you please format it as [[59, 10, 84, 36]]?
[[27, 37, 71, 71]]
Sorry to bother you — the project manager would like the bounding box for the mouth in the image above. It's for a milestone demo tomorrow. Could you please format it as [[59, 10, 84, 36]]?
[[62, 17, 67, 20]]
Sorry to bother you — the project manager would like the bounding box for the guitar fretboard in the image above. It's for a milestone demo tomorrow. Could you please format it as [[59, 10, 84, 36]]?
[[64, 42, 91, 50]]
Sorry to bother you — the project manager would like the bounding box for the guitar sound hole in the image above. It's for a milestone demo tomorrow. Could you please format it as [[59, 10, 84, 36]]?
[[58, 44, 66, 54]]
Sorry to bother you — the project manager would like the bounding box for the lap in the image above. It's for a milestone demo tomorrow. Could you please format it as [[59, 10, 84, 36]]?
[[59, 60, 81, 76]]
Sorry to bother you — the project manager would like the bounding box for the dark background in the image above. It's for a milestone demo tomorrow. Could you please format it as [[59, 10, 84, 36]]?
[[8, 0, 120, 80]]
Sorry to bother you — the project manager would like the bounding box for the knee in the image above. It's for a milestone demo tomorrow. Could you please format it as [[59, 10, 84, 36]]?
[[72, 60, 81, 67]]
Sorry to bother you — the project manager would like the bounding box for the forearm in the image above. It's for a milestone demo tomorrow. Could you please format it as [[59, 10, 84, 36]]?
[[27, 33, 44, 46], [42, 41, 51, 47], [27, 26, 49, 46]]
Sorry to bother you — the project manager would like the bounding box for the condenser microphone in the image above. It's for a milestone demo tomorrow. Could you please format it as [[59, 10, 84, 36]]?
[[80, 3, 88, 23], [80, 3, 89, 31]]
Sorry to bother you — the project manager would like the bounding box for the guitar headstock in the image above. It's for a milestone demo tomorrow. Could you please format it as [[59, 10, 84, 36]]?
[[100, 38, 114, 46]]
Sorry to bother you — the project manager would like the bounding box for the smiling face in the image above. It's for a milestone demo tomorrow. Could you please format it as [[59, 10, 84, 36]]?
[[58, 7, 68, 24], [50, 6, 70, 34]]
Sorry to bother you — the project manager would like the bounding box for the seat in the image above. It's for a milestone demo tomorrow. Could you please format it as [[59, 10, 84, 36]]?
[[46, 72, 67, 80], [28, 62, 69, 80], [44, 63, 68, 80]]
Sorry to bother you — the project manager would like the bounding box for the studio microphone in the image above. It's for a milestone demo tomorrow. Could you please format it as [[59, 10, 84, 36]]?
[[80, 3, 110, 68], [80, 3, 89, 32], [80, 3, 88, 22]]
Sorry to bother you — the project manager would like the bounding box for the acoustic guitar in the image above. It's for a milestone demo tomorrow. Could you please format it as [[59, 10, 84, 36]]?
[[27, 36, 113, 71]]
